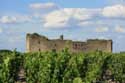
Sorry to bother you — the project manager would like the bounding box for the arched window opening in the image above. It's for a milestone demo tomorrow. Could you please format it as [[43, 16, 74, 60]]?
[[54, 44, 56, 47], [38, 41, 40, 44], [73, 43, 77, 49], [39, 48, 41, 51]]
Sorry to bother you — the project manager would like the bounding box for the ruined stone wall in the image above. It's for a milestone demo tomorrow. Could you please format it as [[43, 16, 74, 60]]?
[[26, 33, 72, 52], [26, 33, 112, 53], [85, 40, 112, 52], [70, 40, 112, 53], [26, 33, 51, 52]]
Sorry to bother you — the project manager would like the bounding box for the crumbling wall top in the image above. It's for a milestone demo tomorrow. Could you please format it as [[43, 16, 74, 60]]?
[[27, 33, 49, 40]]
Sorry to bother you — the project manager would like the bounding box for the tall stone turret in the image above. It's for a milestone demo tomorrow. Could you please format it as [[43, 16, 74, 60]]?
[[60, 35, 63, 40]]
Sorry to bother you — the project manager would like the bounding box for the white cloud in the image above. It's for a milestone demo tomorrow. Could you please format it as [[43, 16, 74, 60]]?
[[16, 15, 32, 22], [78, 21, 94, 26], [29, 3, 125, 29], [43, 9, 69, 28], [78, 20, 111, 27], [43, 8, 100, 28], [0, 16, 17, 24], [30, 2, 58, 10], [102, 5, 125, 18], [30, 3, 59, 19], [0, 28, 2, 33], [0, 15, 32, 24], [97, 36, 110, 39], [63, 8, 99, 20], [95, 27, 109, 32], [106, 0, 125, 5], [115, 26, 125, 33]]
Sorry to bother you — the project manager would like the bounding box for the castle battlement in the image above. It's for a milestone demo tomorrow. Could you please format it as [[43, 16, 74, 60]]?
[[26, 33, 112, 53]]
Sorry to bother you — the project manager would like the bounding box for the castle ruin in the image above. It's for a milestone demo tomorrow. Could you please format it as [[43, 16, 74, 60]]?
[[26, 33, 112, 53]]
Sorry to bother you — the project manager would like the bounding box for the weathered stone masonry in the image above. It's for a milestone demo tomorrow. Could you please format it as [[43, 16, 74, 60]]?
[[26, 33, 112, 53]]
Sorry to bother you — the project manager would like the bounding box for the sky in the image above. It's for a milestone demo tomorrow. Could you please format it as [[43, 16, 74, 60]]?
[[0, 0, 125, 52]]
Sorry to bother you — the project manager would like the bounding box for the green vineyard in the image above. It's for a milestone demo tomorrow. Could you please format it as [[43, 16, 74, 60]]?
[[0, 49, 125, 83]]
